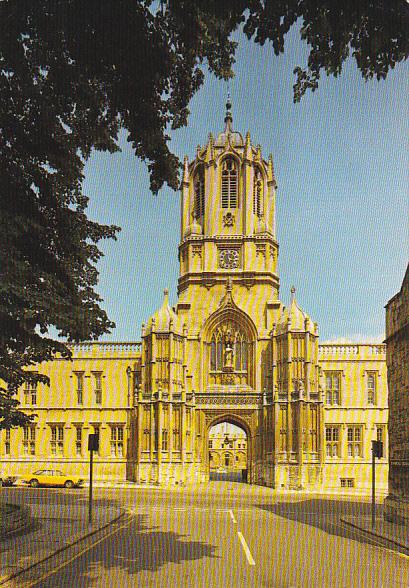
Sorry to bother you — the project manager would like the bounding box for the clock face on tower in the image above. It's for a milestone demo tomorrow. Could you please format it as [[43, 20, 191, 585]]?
[[219, 249, 239, 269]]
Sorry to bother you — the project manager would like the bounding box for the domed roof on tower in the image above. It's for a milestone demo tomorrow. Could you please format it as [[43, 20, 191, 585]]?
[[214, 94, 244, 148], [145, 288, 181, 334], [276, 287, 316, 334]]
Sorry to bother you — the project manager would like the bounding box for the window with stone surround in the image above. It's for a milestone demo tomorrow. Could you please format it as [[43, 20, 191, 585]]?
[[24, 377, 37, 405], [194, 166, 205, 219], [93, 372, 102, 405], [221, 157, 238, 208], [325, 372, 341, 405], [340, 478, 355, 488], [110, 425, 124, 457], [347, 426, 363, 457], [75, 425, 83, 456], [23, 425, 36, 455], [253, 166, 263, 217], [366, 372, 377, 405], [375, 424, 386, 457], [162, 429, 168, 451], [325, 426, 340, 457], [74, 372, 84, 404], [50, 425, 64, 456]]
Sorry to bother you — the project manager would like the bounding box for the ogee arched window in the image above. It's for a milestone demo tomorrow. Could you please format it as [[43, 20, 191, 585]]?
[[194, 166, 205, 219], [221, 158, 238, 208]]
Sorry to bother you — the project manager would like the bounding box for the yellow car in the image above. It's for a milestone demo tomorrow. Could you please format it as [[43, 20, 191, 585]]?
[[21, 469, 85, 489]]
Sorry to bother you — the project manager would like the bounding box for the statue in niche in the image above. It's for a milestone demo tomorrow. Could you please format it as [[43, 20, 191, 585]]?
[[223, 330, 234, 371]]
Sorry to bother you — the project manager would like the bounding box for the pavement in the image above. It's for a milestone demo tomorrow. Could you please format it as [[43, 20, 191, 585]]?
[[340, 511, 409, 554], [0, 500, 124, 586]]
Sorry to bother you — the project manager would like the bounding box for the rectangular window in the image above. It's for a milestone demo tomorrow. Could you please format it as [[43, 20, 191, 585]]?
[[173, 428, 180, 451], [75, 425, 83, 456], [340, 478, 355, 488], [50, 425, 64, 456], [347, 426, 362, 457], [367, 372, 377, 405], [162, 429, 168, 451], [93, 372, 102, 405], [24, 379, 37, 405], [209, 440, 213, 449], [376, 426, 384, 443], [74, 372, 84, 404], [110, 425, 124, 457], [5, 429, 11, 455], [325, 372, 341, 405], [92, 425, 100, 456], [325, 426, 340, 457], [23, 425, 36, 455]]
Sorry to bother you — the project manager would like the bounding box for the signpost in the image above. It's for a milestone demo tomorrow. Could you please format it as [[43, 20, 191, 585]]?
[[88, 433, 99, 524], [371, 440, 383, 530]]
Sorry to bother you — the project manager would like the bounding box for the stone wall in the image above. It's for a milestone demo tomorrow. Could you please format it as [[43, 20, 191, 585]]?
[[384, 264, 409, 522]]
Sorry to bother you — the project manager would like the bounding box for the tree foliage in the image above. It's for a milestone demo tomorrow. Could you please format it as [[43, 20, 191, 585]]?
[[0, 0, 407, 427]]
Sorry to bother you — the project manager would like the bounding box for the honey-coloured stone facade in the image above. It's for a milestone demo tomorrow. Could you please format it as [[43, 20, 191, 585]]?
[[0, 104, 389, 493]]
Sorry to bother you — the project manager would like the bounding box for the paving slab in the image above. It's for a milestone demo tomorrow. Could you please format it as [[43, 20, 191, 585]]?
[[0, 502, 124, 585]]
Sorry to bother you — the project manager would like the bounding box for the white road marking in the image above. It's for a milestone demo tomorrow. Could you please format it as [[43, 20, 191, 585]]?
[[228, 509, 237, 524], [237, 531, 255, 566]]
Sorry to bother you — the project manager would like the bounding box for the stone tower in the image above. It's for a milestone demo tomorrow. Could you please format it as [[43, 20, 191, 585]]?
[[136, 99, 324, 487]]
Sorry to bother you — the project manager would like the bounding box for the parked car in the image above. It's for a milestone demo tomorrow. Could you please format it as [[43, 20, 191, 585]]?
[[20, 469, 84, 488], [0, 473, 17, 487]]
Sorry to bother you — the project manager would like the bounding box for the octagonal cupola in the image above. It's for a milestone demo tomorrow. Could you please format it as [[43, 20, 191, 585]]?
[[145, 288, 181, 335], [276, 287, 317, 335], [180, 97, 277, 242]]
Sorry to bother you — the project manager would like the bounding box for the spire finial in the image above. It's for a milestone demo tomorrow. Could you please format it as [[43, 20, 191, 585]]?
[[290, 286, 296, 303], [224, 91, 233, 132]]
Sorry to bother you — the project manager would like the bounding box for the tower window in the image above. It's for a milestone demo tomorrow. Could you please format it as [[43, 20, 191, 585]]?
[[253, 167, 263, 217], [194, 166, 205, 218], [221, 158, 238, 208]]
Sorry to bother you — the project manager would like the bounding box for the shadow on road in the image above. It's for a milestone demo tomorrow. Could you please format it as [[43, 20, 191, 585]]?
[[20, 514, 218, 587], [255, 498, 385, 548]]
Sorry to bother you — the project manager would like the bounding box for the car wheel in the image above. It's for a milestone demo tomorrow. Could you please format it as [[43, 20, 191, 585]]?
[[64, 480, 74, 488], [30, 479, 39, 488]]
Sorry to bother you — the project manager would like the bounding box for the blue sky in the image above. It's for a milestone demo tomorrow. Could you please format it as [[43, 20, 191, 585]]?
[[83, 26, 408, 343]]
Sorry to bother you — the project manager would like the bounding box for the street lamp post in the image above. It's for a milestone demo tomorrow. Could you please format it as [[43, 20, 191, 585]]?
[[371, 439, 383, 530]]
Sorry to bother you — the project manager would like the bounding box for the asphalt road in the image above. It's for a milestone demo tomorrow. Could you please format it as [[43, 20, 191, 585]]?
[[2, 483, 408, 587]]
